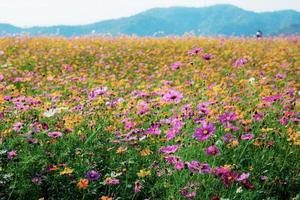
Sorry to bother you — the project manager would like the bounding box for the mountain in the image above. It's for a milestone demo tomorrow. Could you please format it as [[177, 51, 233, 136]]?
[[1, 4, 300, 37]]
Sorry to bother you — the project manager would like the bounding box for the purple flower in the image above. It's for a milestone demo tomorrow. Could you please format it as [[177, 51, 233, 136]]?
[[159, 145, 180, 154], [180, 188, 196, 199], [241, 133, 254, 140], [47, 131, 63, 138], [31, 173, 43, 185], [262, 94, 282, 103], [171, 61, 183, 70], [233, 58, 247, 68], [237, 172, 250, 181], [275, 73, 286, 79], [174, 161, 185, 170], [205, 145, 220, 156], [202, 53, 213, 60], [104, 178, 120, 185], [187, 161, 210, 174], [219, 112, 237, 124], [165, 155, 180, 165], [187, 161, 201, 174], [7, 150, 17, 159], [193, 121, 215, 141], [134, 180, 142, 193], [145, 124, 161, 135], [85, 170, 101, 181], [198, 102, 210, 115], [12, 122, 23, 132], [188, 47, 204, 56], [223, 133, 234, 143], [260, 175, 268, 181], [162, 89, 183, 104]]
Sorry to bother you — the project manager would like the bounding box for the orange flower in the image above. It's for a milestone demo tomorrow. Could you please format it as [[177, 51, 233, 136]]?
[[77, 178, 89, 190], [100, 196, 113, 200]]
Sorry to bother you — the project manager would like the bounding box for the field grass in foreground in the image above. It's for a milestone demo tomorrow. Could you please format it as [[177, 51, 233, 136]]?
[[0, 37, 299, 200]]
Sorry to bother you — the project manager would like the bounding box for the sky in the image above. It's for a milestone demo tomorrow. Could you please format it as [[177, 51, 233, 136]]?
[[0, 0, 300, 27]]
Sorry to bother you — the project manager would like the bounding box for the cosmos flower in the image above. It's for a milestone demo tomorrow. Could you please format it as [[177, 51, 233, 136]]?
[[233, 58, 247, 68], [237, 172, 250, 181], [7, 150, 17, 160], [162, 89, 183, 104], [104, 177, 120, 185], [188, 47, 204, 56], [187, 161, 210, 174], [85, 170, 101, 181], [171, 61, 183, 70], [136, 101, 150, 115], [31, 173, 43, 185], [205, 145, 220, 156], [47, 131, 63, 138], [219, 112, 237, 124], [193, 121, 215, 141], [180, 187, 196, 199], [12, 122, 23, 132], [159, 145, 180, 154], [134, 180, 142, 193], [202, 53, 213, 60], [241, 133, 254, 140], [145, 124, 161, 135], [77, 178, 89, 190]]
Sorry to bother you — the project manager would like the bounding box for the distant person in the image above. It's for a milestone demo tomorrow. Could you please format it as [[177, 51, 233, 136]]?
[[256, 30, 263, 39]]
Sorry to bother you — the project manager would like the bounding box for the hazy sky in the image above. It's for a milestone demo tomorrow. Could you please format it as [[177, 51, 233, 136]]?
[[1, 0, 299, 27]]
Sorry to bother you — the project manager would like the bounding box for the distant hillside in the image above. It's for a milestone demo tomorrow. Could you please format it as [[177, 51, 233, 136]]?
[[1, 4, 300, 36]]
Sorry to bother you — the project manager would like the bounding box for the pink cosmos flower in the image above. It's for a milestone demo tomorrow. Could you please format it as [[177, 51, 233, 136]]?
[[162, 89, 183, 104], [12, 122, 23, 132], [237, 172, 250, 181], [233, 58, 247, 68], [7, 150, 17, 159], [159, 145, 180, 154], [47, 131, 63, 138], [137, 101, 150, 115], [241, 133, 254, 140], [104, 178, 120, 185], [134, 180, 142, 193], [171, 61, 183, 70]]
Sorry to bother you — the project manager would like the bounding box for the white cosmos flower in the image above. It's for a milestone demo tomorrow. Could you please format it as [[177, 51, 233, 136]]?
[[249, 77, 256, 83]]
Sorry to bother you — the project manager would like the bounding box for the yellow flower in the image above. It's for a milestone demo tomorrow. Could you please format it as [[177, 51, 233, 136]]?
[[137, 169, 151, 178], [140, 148, 152, 156], [116, 146, 127, 154], [60, 167, 74, 175]]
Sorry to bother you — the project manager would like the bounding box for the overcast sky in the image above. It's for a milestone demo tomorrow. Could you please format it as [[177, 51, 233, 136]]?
[[1, 0, 299, 27]]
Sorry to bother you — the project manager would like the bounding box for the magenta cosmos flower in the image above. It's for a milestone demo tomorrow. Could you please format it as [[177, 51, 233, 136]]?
[[187, 161, 211, 174], [193, 121, 215, 141], [85, 170, 101, 181], [159, 145, 180, 154], [233, 58, 247, 68], [162, 89, 183, 104], [205, 145, 220, 156], [219, 112, 237, 124], [47, 131, 63, 138], [171, 61, 183, 70], [241, 133, 254, 140], [202, 53, 213, 60]]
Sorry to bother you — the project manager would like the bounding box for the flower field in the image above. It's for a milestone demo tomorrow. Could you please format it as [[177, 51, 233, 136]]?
[[0, 36, 299, 200]]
